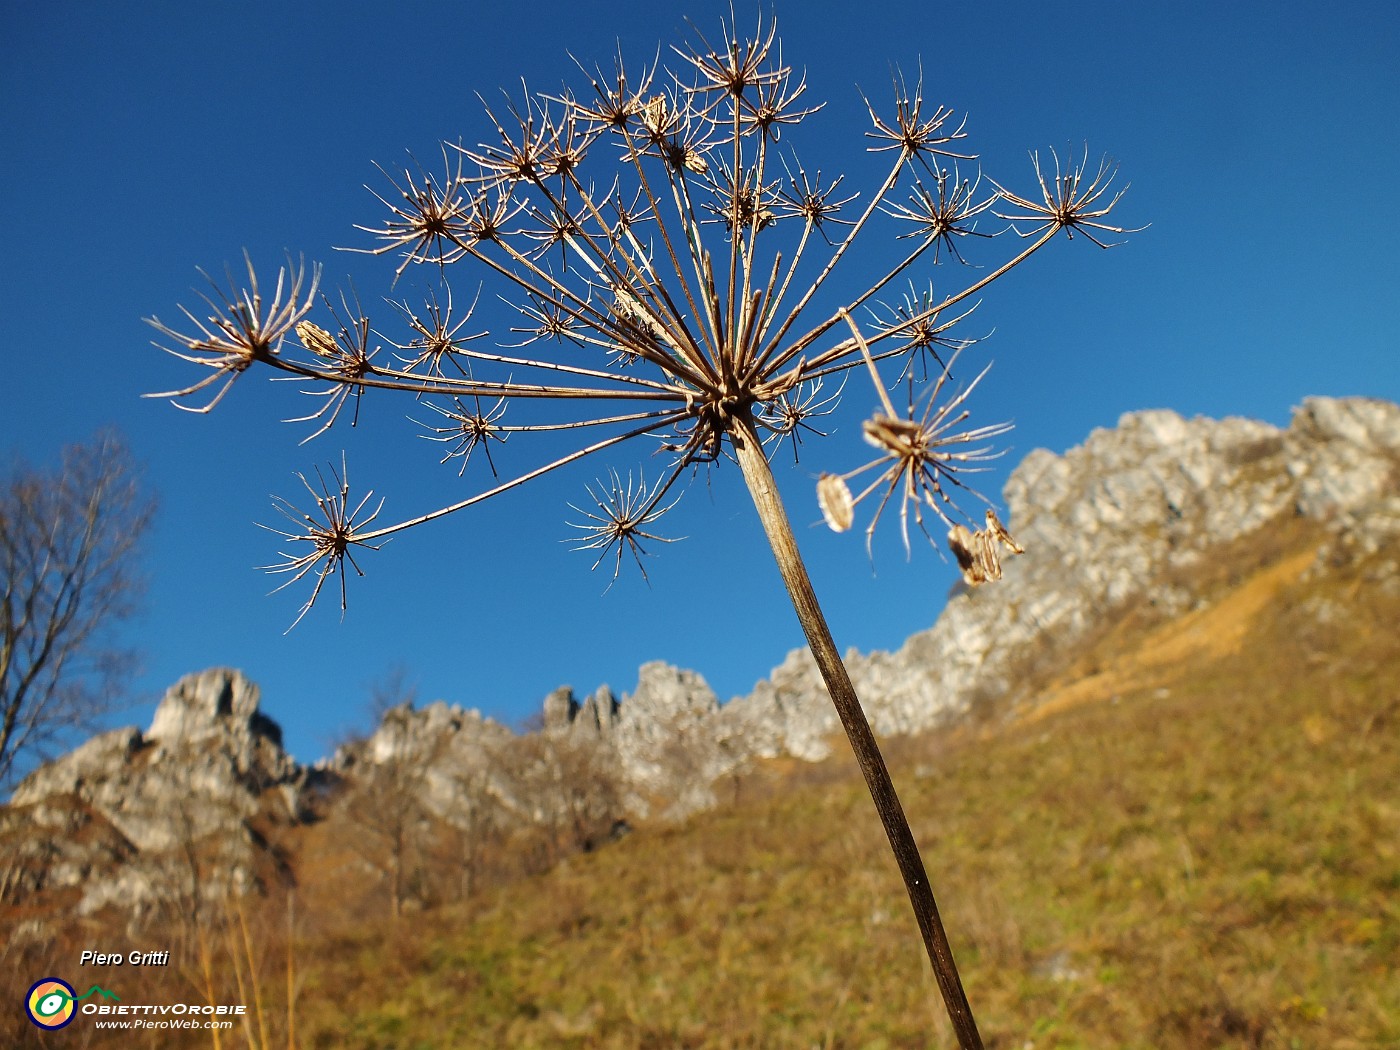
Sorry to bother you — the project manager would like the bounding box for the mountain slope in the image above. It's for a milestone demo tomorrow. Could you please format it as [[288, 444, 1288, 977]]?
[[292, 514, 1399, 1049]]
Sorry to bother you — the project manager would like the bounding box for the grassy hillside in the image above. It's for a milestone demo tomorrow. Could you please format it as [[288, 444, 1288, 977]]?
[[6, 516, 1396, 1049], [288, 520, 1398, 1049]]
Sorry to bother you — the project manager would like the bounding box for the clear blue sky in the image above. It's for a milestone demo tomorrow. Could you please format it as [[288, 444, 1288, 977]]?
[[3, 0, 1396, 768]]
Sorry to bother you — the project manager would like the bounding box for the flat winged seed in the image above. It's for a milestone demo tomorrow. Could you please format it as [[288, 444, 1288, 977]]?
[[817, 473, 854, 532], [979, 534, 1002, 581], [863, 415, 922, 453], [948, 511, 1025, 587], [947, 523, 984, 585], [985, 509, 1024, 555], [641, 95, 669, 136], [296, 321, 339, 359]]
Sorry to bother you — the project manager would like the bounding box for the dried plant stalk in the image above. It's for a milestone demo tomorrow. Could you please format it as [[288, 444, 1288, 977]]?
[[731, 411, 980, 1040]]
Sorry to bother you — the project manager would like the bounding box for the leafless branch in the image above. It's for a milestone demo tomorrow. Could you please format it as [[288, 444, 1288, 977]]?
[[0, 432, 153, 788]]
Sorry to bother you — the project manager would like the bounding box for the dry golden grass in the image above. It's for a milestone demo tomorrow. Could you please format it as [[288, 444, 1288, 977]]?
[[1026, 545, 1316, 722]]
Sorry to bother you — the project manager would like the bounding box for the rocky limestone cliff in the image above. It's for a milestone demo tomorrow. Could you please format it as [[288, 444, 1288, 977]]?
[[711, 397, 1398, 760], [329, 699, 515, 833], [553, 396, 1400, 786], [4, 669, 317, 920], [543, 664, 724, 817]]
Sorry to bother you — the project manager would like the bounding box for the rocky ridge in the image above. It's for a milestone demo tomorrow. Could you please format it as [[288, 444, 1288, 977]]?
[[544, 396, 1400, 801], [6, 396, 1398, 914]]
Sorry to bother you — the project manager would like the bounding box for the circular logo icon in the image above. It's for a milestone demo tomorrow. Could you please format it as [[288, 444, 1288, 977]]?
[[26, 978, 77, 1030]]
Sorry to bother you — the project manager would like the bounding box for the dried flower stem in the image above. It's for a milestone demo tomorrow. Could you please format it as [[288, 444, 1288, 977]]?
[[730, 409, 982, 1049]]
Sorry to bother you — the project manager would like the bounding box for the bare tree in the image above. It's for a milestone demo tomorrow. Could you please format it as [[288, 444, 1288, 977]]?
[[334, 671, 443, 919], [148, 16, 1137, 1046], [503, 728, 624, 867], [0, 431, 153, 789], [342, 754, 433, 920], [439, 760, 504, 901]]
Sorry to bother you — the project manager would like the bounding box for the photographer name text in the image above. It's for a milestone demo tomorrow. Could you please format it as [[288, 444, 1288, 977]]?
[[80, 949, 170, 966]]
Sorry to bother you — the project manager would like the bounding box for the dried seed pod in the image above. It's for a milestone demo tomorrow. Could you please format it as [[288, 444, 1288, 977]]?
[[947, 523, 982, 583], [682, 149, 709, 175], [862, 414, 925, 455], [947, 511, 1023, 586], [983, 509, 1022, 555], [641, 94, 670, 136], [817, 473, 854, 532], [296, 321, 339, 359]]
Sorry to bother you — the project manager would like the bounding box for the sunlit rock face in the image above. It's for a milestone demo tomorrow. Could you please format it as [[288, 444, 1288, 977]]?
[[329, 697, 514, 826], [145, 667, 299, 790], [642, 397, 1400, 765], [7, 669, 317, 919]]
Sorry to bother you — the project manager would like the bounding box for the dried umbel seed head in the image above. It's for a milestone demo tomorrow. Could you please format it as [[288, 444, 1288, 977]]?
[[146, 17, 1137, 1046], [757, 376, 844, 463], [260, 455, 385, 630], [824, 310, 1013, 558], [414, 394, 509, 478], [148, 12, 1132, 618], [991, 145, 1144, 247], [146, 253, 320, 414], [567, 470, 683, 588]]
